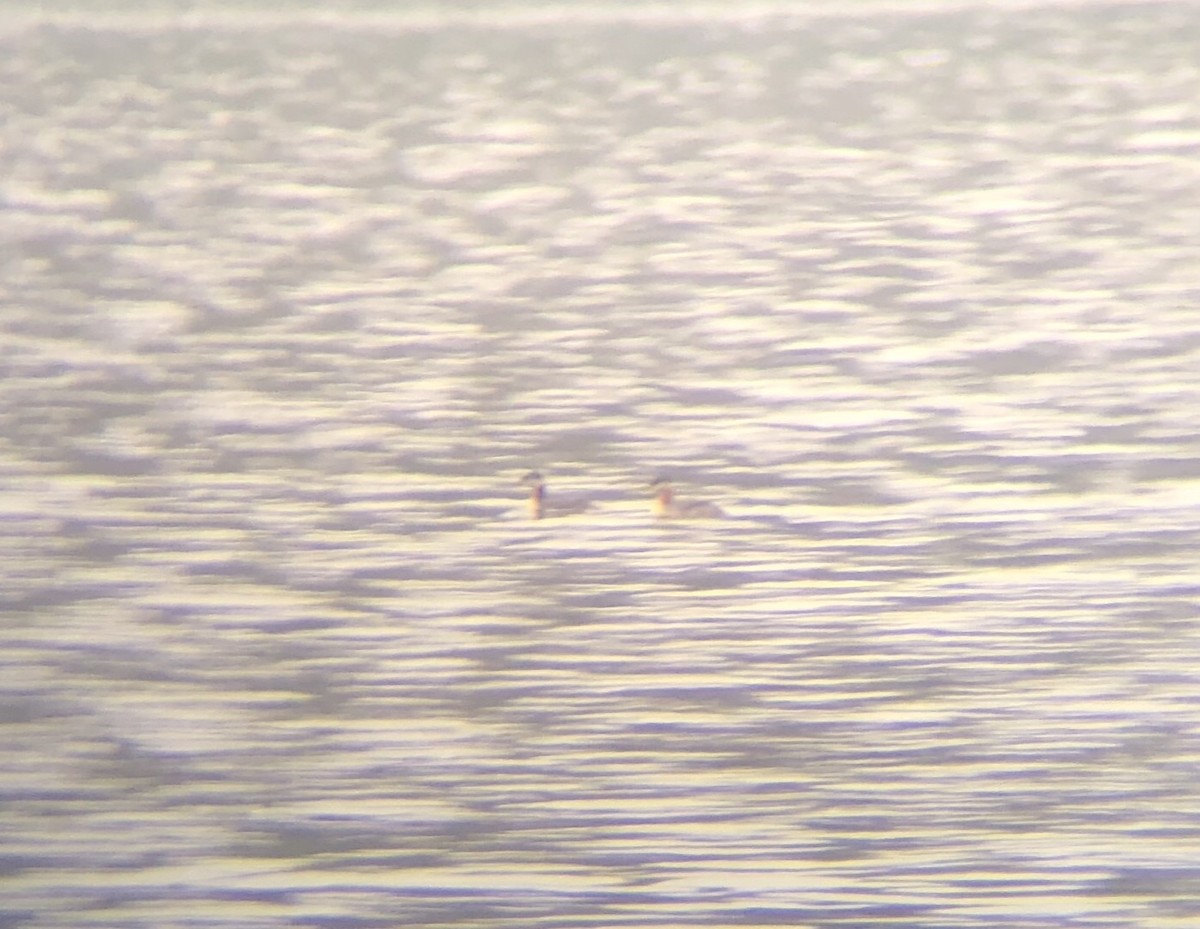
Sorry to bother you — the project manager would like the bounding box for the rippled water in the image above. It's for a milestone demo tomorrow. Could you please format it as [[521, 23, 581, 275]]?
[[2, 4, 1200, 927]]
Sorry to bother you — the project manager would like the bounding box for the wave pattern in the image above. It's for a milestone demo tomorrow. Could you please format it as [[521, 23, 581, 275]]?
[[2, 5, 1199, 928]]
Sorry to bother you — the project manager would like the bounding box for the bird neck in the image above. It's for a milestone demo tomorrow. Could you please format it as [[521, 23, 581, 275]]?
[[528, 483, 545, 519]]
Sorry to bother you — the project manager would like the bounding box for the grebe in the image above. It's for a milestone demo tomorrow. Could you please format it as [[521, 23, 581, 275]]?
[[649, 477, 724, 519], [521, 471, 592, 520]]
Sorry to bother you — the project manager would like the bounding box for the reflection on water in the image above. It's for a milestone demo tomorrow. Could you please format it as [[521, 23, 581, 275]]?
[[2, 3, 1200, 927]]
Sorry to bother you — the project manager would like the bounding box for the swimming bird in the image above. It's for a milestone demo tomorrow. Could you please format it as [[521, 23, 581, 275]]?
[[521, 470, 593, 520], [649, 476, 724, 519]]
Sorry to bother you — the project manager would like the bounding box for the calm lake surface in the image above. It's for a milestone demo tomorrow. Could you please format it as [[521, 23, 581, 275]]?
[[2, 3, 1199, 927]]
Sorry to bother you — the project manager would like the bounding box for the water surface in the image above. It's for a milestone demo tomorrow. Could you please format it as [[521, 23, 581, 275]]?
[[2, 3, 1199, 927]]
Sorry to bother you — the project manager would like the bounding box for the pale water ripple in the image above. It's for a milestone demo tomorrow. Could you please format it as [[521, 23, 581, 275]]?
[[1, 3, 1199, 928]]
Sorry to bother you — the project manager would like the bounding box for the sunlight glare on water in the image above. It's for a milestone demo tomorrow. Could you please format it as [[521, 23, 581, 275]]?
[[1, 2, 1199, 928]]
